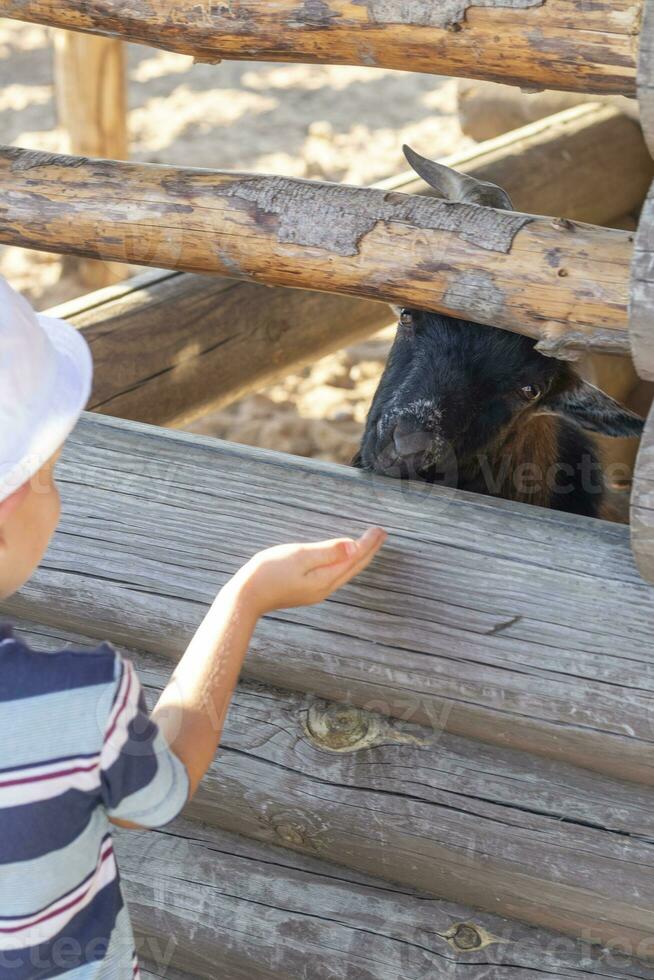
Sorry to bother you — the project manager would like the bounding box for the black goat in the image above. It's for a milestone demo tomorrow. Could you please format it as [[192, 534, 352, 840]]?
[[354, 147, 643, 519]]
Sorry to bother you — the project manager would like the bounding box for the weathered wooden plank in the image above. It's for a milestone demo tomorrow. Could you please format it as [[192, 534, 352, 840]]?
[[637, 0, 654, 156], [435, 104, 653, 227], [40, 104, 650, 428], [121, 823, 654, 979], [631, 402, 654, 580], [12, 619, 654, 959], [456, 81, 641, 142], [53, 29, 128, 290], [630, 182, 654, 382], [117, 820, 654, 978], [132, 657, 654, 951], [2, 0, 640, 95], [457, 83, 583, 142], [0, 145, 633, 358], [4, 414, 654, 788], [48, 270, 391, 427]]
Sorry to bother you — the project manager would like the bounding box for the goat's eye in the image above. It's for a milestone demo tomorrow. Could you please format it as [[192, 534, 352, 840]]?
[[399, 309, 413, 328], [518, 383, 541, 401]]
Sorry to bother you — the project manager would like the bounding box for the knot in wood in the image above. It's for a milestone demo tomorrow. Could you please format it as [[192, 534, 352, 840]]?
[[265, 807, 327, 853], [274, 821, 307, 846], [305, 701, 376, 752], [443, 921, 507, 952], [444, 922, 485, 951], [551, 216, 575, 232], [453, 924, 482, 950]]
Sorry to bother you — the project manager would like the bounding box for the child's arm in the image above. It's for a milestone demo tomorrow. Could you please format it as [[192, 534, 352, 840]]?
[[151, 527, 386, 799]]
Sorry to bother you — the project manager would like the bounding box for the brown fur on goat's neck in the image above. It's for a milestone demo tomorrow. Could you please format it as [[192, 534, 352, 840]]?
[[492, 412, 561, 509], [481, 410, 624, 521]]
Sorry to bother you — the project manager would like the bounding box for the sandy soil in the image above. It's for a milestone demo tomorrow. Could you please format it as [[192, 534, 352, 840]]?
[[0, 19, 470, 460]]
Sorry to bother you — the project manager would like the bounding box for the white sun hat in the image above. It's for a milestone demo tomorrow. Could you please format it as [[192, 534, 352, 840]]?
[[0, 275, 93, 504]]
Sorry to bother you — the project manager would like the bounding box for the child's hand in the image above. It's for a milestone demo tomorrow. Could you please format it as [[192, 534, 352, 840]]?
[[157, 527, 386, 801], [233, 527, 387, 616]]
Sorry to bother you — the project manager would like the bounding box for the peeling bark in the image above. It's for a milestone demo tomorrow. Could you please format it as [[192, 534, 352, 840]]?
[[443, 270, 508, 322], [295, 0, 342, 25], [352, 0, 542, 29], [210, 176, 533, 255], [8, 148, 90, 171]]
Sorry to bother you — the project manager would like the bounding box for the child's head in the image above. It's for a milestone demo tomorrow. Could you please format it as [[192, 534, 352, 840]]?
[[0, 277, 92, 600]]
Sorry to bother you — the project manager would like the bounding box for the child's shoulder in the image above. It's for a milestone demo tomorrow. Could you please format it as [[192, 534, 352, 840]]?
[[0, 624, 121, 702]]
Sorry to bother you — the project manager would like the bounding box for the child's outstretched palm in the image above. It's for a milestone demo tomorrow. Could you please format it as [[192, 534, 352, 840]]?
[[236, 527, 387, 614]]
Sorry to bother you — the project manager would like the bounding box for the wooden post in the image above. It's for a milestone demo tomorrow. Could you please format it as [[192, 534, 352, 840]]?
[[53, 29, 128, 289], [637, 0, 654, 155], [629, 179, 654, 581], [3, 0, 640, 95], [630, 184, 654, 383], [631, 404, 654, 580], [0, 145, 634, 359]]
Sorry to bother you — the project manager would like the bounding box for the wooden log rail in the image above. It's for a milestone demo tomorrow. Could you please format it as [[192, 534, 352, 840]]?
[[11, 620, 654, 956], [122, 818, 654, 980], [3, 413, 654, 787], [128, 652, 654, 953], [2, 0, 641, 96], [114, 816, 654, 974], [44, 104, 652, 427], [0, 145, 634, 359], [626, 149, 654, 582], [48, 269, 393, 427]]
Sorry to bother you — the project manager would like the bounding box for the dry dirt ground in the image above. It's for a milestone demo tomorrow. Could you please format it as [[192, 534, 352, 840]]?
[[0, 19, 470, 461]]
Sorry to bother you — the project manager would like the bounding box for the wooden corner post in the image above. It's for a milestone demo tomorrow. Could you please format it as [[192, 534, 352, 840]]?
[[53, 29, 128, 289]]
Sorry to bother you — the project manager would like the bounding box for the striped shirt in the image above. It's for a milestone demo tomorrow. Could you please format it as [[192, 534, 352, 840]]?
[[0, 625, 189, 979]]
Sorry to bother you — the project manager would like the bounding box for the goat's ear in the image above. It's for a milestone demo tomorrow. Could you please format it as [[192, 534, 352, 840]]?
[[542, 379, 644, 438], [403, 145, 514, 210]]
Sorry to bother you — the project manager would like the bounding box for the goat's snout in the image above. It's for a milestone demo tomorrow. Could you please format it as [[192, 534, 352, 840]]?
[[373, 412, 454, 482], [392, 418, 434, 460]]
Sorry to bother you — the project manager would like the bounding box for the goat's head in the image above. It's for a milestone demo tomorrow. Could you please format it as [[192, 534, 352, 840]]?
[[355, 147, 643, 488]]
